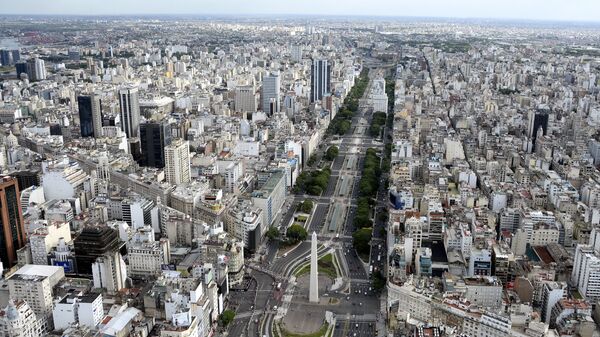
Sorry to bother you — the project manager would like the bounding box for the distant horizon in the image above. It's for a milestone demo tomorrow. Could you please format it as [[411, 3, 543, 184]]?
[[1, 0, 600, 23], [1, 12, 600, 26]]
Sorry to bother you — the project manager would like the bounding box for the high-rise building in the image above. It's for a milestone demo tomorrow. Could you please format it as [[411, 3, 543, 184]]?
[[261, 72, 280, 115], [118, 86, 141, 138], [0, 49, 20, 66], [0, 50, 12, 66], [92, 250, 127, 294], [73, 226, 124, 276], [7, 265, 65, 331], [15, 62, 27, 80], [77, 94, 103, 138], [310, 59, 331, 103], [540, 281, 567, 323], [0, 176, 26, 267], [527, 108, 550, 150], [291, 45, 303, 62], [139, 120, 172, 168], [235, 85, 258, 114], [572, 229, 600, 301], [26, 58, 46, 81], [251, 170, 286, 229], [9, 170, 40, 194], [164, 139, 191, 185], [227, 201, 263, 252]]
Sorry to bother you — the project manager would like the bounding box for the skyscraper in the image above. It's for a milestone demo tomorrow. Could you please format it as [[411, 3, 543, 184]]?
[[0, 50, 11, 66], [235, 85, 258, 114], [27, 58, 46, 81], [139, 120, 172, 168], [73, 226, 123, 276], [291, 44, 303, 62], [0, 50, 19, 66], [310, 59, 331, 103], [17, 58, 46, 81], [527, 108, 550, 150], [0, 176, 26, 267], [118, 86, 141, 139], [77, 94, 103, 138], [15, 62, 27, 79], [164, 139, 191, 185], [261, 72, 280, 115]]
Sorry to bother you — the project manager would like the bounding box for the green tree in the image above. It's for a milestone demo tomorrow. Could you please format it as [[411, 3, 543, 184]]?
[[306, 185, 323, 196], [266, 226, 280, 240], [352, 227, 372, 256], [220, 309, 236, 326], [299, 200, 314, 213], [307, 154, 317, 167], [377, 210, 389, 223], [372, 270, 386, 291], [287, 224, 308, 243], [325, 146, 339, 161]]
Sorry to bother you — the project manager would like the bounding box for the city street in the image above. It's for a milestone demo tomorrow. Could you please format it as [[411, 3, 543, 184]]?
[[230, 65, 391, 337]]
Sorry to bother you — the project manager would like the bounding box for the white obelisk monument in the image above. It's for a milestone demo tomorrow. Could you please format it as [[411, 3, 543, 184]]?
[[309, 231, 319, 303]]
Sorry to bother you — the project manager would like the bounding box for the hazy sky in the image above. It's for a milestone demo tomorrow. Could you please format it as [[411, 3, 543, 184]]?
[[2, 0, 600, 22]]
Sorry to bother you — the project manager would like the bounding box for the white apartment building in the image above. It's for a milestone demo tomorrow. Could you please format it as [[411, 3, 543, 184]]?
[[251, 170, 286, 228], [53, 292, 103, 330], [572, 244, 600, 301], [461, 276, 503, 308], [0, 300, 44, 337], [529, 223, 560, 246], [444, 223, 472, 259], [227, 202, 263, 251], [235, 85, 257, 113], [387, 282, 432, 322], [165, 139, 191, 185], [405, 217, 426, 253], [127, 238, 170, 276], [7, 265, 65, 331], [540, 281, 567, 323], [216, 160, 243, 194], [29, 221, 71, 265], [369, 77, 388, 113], [462, 312, 512, 337], [92, 251, 127, 294]]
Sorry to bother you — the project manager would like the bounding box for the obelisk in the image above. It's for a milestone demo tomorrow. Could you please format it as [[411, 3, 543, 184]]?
[[309, 231, 319, 303]]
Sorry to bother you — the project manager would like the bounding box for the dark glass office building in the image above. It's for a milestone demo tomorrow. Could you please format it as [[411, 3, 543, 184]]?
[[310, 59, 331, 103], [73, 226, 123, 275], [0, 177, 26, 267], [78, 96, 94, 137], [15, 62, 28, 79], [10, 170, 40, 192], [139, 121, 171, 168]]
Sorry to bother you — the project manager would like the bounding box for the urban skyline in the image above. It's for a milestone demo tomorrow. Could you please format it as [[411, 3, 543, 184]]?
[[1, 0, 600, 22], [1, 3, 600, 337]]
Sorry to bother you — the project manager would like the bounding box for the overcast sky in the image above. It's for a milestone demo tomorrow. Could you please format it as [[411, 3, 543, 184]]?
[[2, 0, 600, 22]]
